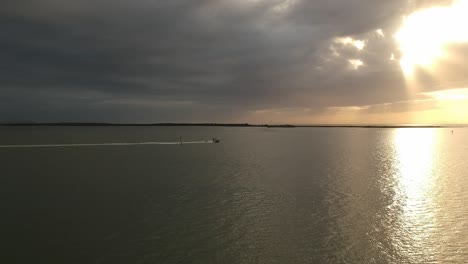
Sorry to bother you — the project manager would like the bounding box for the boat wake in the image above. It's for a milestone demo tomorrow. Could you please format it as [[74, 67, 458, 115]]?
[[0, 140, 216, 148]]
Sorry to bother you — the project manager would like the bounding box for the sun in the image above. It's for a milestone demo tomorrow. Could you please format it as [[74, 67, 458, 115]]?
[[396, 0, 468, 75]]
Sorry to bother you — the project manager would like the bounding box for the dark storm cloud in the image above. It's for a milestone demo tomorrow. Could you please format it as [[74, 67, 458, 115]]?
[[0, 0, 464, 122]]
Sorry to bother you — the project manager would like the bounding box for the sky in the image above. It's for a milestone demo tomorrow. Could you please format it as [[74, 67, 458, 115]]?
[[1, 0, 468, 124]]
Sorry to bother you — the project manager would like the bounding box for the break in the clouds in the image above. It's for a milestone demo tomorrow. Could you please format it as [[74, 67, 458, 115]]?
[[1, 0, 468, 124]]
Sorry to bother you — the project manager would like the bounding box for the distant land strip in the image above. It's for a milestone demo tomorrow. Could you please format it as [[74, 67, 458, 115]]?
[[0, 122, 464, 128]]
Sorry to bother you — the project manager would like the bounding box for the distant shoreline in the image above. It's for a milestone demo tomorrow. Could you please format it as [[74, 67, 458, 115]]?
[[0, 123, 464, 128]]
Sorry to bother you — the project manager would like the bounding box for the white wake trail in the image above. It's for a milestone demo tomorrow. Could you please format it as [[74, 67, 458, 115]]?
[[0, 141, 215, 148]]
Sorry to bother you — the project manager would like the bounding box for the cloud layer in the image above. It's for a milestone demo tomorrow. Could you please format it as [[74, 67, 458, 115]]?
[[1, 0, 467, 123]]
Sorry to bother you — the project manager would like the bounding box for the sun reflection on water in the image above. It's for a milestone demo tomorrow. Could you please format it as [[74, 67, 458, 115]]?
[[393, 128, 440, 259], [394, 129, 436, 202]]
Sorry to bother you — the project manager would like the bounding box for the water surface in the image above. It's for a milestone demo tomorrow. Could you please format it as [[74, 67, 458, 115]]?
[[1, 126, 467, 263]]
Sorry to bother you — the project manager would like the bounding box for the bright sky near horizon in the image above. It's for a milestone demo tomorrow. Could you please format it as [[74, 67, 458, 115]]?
[[1, 0, 468, 124]]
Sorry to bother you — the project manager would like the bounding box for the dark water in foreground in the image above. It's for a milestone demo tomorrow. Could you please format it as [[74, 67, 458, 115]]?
[[1, 126, 468, 263]]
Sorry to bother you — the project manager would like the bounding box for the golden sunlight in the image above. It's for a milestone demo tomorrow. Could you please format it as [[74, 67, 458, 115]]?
[[425, 88, 468, 101], [394, 129, 436, 197], [396, 0, 468, 75], [393, 128, 439, 252]]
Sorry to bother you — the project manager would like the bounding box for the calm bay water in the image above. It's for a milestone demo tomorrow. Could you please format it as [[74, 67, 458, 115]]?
[[1, 126, 468, 263]]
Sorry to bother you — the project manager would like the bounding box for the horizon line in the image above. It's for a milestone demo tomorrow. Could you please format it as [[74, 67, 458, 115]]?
[[1, 122, 466, 128]]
